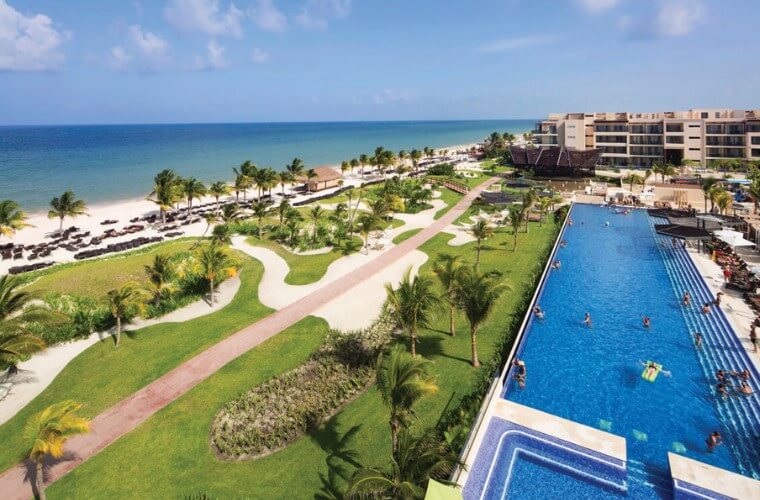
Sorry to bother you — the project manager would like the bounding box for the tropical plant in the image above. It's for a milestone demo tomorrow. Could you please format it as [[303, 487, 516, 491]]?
[[453, 267, 507, 367], [708, 185, 726, 213], [219, 203, 241, 224], [537, 197, 552, 226], [250, 200, 271, 239], [286, 158, 305, 189], [143, 254, 177, 306], [278, 171, 293, 197], [196, 243, 237, 305], [208, 181, 230, 212], [211, 223, 232, 245], [48, 190, 88, 233], [357, 213, 383, 254], [0, 275, 53, 368], [276, 199, 292, 226], [350, 158, 360, 176], [24, 400, 90, 500], [106, 283, 148, 346], [344, 429, 459, 500], [701, 177, 719, 213], [148, 169, 179, 224], [469, 219, 493, 270], [433, 254, 463, 337], [375, 345, 438, 454], [507, 205, 523, 250], [0, 199, 32, 237], [624, 173, 644, 191], [359, 154, 369, 176], [233, 168, 252, 201], [306, 169, 318, 194], [715, 190, 733, 215], [309, 205, 324, 240], [410, 149, 422, 174], [254, 167, 277, 199], [340, 161, 350, 178], [181, 177, 207, 214], [385, 268, 440, 357], [749, 177, 760, 214]]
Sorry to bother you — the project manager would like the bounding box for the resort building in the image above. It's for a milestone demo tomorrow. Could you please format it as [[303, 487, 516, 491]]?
[[533, 109, 760, 168], [302, 166, 342, 192]]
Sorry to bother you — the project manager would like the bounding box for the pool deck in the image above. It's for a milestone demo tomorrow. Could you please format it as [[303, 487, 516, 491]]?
[[669, 452, 760, 499], [685, 246, 760, 376]]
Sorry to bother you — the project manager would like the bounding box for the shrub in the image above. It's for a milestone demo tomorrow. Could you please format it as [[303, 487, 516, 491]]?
[[210, 311, 395, 460], [428, 163, 456, 176]]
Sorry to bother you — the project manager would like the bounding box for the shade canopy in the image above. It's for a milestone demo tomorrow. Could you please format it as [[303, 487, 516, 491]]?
[[425, 480, 463, 500], [654, 224, 712, 240], [715, 233, 755, 247]]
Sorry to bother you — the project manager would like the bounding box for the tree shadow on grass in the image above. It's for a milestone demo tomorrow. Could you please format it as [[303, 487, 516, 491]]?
[[310, 417, 364, 500], [417, 336, 445, 359], [23, 451, 78, 499]]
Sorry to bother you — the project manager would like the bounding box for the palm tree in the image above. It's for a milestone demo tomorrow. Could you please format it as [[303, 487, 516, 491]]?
[[286, 219, 301, 247], [359, 154, 369, 177], [749, 178, 760, 214], [349, 158, 360, 177], [196, 243, 237, 305], [278, 171, 293, 197], [522, 189, 536, 233], [276, 199, 292, 226], [211, 224, 232, 245], [254, 167, 277, 199], [345, 429, 459, 500], [286, 157, 305, 179], [148, 169, 179, 224], [454, 267, 507, 367], [48, 190, 88, 233], [469, 220, 493, 270], [0, 200, 32, 237], [181, 178, 206, 214], [358, 213, 382, 254], [0, 275, 50, 368], [385, 268, 440, 357], [708, 185, 725, 213], [106, 283, 148, 347], [309, 205, 324, 240], [250, 200, 271, 239], [507, 205, 523, 251], [305, 169, 318, 194], [340, 161, 350, 179], [233, 169, 251, 202], [24, 400, 90, 500], [503, 132, 516, 145], [433, 254, 463, 337], [701, 177, 719, 213], [624, 173, 643, 192], [208, 181, 230, 213], [410, 149, 422, 174], [144, 254, 176, 307], [375, 345, 438, 454], [716, 190, 733, 215], [219, 203, 241, 225]]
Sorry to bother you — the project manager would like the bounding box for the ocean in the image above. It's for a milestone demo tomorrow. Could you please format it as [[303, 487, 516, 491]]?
[[0, 120, 533, 212]]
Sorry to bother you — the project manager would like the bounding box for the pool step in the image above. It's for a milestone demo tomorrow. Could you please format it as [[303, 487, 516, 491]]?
[[649, 216, 760, 479], [626, 459, 674, 495]]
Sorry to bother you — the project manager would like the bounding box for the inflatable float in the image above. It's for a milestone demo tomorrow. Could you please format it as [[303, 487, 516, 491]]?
[[641, 362, 662, 382]]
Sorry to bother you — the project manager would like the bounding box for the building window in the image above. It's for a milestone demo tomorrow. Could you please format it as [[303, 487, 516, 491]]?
[[752, 137, 760, 145], [689, 148, 700, 151], [689, 124, 700, 128], [753, 149, 760, 157], [701, 112, 708, 118], [689, 136, 700, 140]]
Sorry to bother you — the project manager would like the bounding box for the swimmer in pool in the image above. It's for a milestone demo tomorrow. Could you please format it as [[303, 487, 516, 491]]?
[[638, 360, 671, 378], [702, 303, 711, 314], [682, 291, 691, 307], [512, 358, 527, 389], [605, 221, 610, 227], [583, 312, 592, 328], [738, 381, 753, 396], [706, 431, 723, 453], [694, 332, 702, 350], [642, 316, 651, 329], [533, 306, 545, 320], [717, 383, 730, 400]]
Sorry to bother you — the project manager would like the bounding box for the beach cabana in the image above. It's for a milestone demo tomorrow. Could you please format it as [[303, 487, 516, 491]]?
[[301, 166, 342, 192]]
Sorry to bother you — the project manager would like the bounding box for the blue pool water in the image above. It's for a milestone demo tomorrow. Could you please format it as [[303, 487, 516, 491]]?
[[506, 455, 621, 499], [503, 204, 760, 498]]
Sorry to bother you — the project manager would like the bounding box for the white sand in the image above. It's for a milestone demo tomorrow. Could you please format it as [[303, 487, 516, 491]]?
[[0, 276, 241, 424]]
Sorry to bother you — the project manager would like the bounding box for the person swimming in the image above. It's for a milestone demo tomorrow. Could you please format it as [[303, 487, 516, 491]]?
[[717, 383, 730, 400], [694, 332, 702, 350], [533, 306, 545, 320], [642, 316, 651, 329], [714, 292, 724, 307], [552, 260, 561, 270], [638, 360, 671, 378], [702, 303, 711, 314], [682, 291, 691, 307], [706, 431, 723, 453], [729, 368, 750, 382], [560, 240, 568, 248], [738, 381, 753, 396], [605, 221, 610, 227], [512, 358, 527, 389], [583, 312, 592, 328]]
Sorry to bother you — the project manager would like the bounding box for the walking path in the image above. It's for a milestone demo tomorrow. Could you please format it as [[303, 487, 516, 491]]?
[[0, 177, 498, 499], [0, 277, 241, 425]]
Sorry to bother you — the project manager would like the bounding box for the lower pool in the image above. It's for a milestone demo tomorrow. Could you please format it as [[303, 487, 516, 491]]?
[[503, 204, 759, 498]]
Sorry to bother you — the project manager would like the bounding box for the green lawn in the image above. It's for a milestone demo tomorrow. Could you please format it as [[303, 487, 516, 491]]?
[[47, 210, 559, 498], [433, 187, 464, 219], [0, 254, 277, 474], [245, 236, 364, 285], [24, 239, 198, 299], [392, 228, 422, 244]]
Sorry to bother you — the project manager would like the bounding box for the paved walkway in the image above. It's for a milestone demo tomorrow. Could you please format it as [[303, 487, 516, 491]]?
[[0, 177, 498, 499]]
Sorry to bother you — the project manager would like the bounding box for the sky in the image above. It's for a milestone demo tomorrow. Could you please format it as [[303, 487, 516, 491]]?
[[0, 0, 758, 125]]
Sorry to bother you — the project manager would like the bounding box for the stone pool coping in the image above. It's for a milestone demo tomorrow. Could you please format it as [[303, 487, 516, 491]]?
[[669, 452, 760, 500]]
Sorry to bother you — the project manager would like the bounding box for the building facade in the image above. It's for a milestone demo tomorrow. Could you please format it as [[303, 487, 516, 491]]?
[[534, 109, 760, 168]]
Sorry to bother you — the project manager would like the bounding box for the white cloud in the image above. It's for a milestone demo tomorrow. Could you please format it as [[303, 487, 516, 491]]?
[[0, 0, 70, 71], [192, 39, 229, 70], [576, 0, 621, 13], [106, 46, 133, 72], [251, 46, 269, 63], [106, 25, 171, 73], [372, 89, 412, 105], [656, 0, 704, 37], [478, 36, 556, 53], [295, 0, 351, 30], [247, 0, 286, 32], [164, 0, 244, 38]]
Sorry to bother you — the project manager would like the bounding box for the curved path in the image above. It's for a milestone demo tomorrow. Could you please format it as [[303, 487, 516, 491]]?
[[0, 177, 497, 499]]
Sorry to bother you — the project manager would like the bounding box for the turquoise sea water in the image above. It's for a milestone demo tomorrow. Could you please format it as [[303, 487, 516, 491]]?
[[0, 120, 533, 211]]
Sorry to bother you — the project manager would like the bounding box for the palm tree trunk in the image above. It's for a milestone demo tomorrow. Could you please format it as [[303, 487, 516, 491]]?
[[410, 328, 417, 357], [161, 209, 167, 225], [470, 325, 480, 367], [449, 302, 456, 336], [35, 460, 46, 500], [115, 316, 122, 346], [390, 415, 399, 455], [59, 216, 64, 234], [209, 279, 215, 305], [514, 232, 518, 251], [475, 243, 481, 271]]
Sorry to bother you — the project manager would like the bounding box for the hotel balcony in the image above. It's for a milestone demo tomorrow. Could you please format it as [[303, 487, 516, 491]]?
[[706, 137, 745, 147], [594, 125, 628, 133], [595, 135, 627, 144], [705, 124, 745, 135], [630, 137, 663, 145], [706, 148, 744, 159], [629, 146, 664, 157], [629, 125, 663, 134]]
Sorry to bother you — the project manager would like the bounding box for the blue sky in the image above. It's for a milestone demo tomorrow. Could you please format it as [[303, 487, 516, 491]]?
[[0, 0, 757, 125]]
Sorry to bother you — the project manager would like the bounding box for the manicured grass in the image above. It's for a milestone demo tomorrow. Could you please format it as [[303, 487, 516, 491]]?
[[245, 236, 363, 285], [47, 211, 559, 498], [25, 239, 198, 299], [392, 228, 422, 244], [0, 254, 272, 474], [433, 187, 464, 219]]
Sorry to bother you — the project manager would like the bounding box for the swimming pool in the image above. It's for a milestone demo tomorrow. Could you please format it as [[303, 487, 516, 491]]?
[[503, 204, 760, 498]]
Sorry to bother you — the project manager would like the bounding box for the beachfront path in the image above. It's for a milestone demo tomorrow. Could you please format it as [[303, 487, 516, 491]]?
[[0, 177, 498, 500]]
